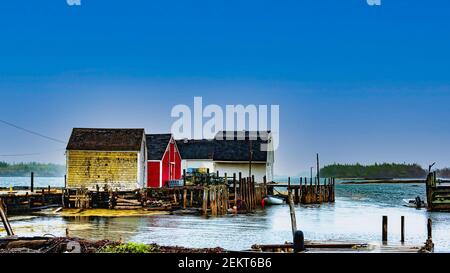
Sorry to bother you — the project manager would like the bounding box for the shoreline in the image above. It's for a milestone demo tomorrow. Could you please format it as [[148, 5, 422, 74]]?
[[340, 179, 425, 184]]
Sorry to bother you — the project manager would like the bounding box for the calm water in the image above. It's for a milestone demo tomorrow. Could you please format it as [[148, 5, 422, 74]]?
[[4, 178, 450, 252], [0, 177, 64, 188]]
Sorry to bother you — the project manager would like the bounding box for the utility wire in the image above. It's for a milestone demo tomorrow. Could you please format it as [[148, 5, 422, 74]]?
[[0, 149, 66, 157], [0, 119, 66, 144]]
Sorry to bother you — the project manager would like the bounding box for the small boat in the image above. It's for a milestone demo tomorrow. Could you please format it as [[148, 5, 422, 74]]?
[[264, 195, 284, 205], [403, 196, 427, 208]]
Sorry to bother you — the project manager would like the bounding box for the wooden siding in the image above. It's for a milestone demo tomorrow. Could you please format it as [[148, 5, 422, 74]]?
[[67, 150, 139, 190]]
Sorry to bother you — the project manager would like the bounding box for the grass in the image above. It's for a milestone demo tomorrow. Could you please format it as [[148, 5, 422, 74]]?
[[99, 242, 159, 253]]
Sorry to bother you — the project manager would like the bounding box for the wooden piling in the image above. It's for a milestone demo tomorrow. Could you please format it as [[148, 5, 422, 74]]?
[[288, 190, 297, 237], [0, 199, 14, 236], [427, 218, 432, 240], [382, 216, 388, 242], [263, 175, 267, 197], [401, 216, 405, 243], [202, 188, 209, 215], [183, 189, 187, 209], [233, 173, 237, 206], [30, 172, 34, 193]]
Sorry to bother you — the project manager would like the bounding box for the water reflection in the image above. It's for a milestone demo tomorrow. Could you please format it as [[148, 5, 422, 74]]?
[[5, 183, 450, 252]]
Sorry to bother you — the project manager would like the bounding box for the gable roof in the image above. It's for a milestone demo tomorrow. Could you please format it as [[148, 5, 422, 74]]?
[[176, 131, 270, 162], [176, 139, 215, 160], [146, 134, 173, 160], [213, 131, 270, 162], [66, 128, 145, 151]]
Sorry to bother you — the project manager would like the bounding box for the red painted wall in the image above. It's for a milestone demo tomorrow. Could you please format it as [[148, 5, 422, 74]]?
[[147, 138, 182, 188], [147, 161, 160, 188]]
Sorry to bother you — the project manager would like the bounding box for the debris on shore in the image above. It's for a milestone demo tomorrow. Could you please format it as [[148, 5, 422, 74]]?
[[0, 237, 227, 253]]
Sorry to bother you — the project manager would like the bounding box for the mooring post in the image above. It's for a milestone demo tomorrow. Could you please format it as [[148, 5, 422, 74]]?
[[401, 216, 405, 243], [427, 218, 432, 240], [316, 153, 320, 185], [263, 175, 267, 197], [288, 190, 297, 237], [382, 216, 388, 243], [31, 172, 34, 193], [233, 173, 237, 205]]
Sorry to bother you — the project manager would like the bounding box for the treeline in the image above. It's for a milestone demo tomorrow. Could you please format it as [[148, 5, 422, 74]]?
[[0, 161, 65, 177], [437, 168, 450, 178], [320, 163, 427, 179]]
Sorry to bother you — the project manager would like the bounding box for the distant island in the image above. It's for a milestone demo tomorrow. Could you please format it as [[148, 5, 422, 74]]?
[[0, 161, 65, 177], [320, 163, 428, 179]]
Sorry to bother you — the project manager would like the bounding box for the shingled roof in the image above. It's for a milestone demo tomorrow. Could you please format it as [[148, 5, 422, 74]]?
[[176, 131, 270, 162], [213, 131, 269, 162], [176, 139, 215, 160], [146, 134, 172, 160], [66, 128, 145, 151]]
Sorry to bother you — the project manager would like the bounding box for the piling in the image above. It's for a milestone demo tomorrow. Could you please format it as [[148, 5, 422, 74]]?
[[401, 216, 405, 243], [30, 172, 34, 193], [427, 218, 432, 240], [233, 173, 237, 205], [382, 216, 388, 243], [0, 199, 14, 236], [288, 190, 297, 237]]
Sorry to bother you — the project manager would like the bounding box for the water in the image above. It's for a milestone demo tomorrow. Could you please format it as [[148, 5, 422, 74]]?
[[3, 179, 450, 252], [0, 177, 64, 188]]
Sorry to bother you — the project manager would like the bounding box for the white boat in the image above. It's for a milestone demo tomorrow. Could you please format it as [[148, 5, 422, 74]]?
[[264, 195, 284, 205], [403, 196, 427, 208]]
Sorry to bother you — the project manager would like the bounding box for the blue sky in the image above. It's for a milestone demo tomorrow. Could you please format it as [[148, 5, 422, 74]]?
[[1, 0, 450, 175]]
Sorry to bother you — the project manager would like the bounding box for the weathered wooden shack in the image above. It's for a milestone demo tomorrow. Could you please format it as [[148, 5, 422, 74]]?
[[146, 134, 182, 188], [66, 128, 147, 191]]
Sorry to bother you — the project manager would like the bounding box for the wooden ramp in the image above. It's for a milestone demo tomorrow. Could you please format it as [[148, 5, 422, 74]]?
[[250, 240, 431, 253]]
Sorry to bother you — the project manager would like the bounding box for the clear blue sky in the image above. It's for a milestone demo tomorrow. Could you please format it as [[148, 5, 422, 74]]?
[[1, 0, 450, 176]]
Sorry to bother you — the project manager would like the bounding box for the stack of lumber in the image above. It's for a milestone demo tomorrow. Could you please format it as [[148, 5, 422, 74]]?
[[114, 193, 142, 210]]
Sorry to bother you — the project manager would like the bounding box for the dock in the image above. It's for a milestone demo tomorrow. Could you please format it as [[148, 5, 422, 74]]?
[[267, 177, 335, 204], [426, 171, 450, 211]]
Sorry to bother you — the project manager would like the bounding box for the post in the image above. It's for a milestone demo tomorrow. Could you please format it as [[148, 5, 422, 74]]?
[[382, 216, 388, 243], [401, 216, 405, 243], [427, 218, 432, 240], [288, 190, 297, 237], [238, 172, 242, 200], [183, 189, 187, 209], [183, 169, 186, 186], [0, 199, 14, 236], [233, 173, 237, 205], [202, 188, 209, 215], [316, 153, 320, 185], [64, 174, 67, 189], [31, 172, 34, 192], [263, 175, 267, 197]]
